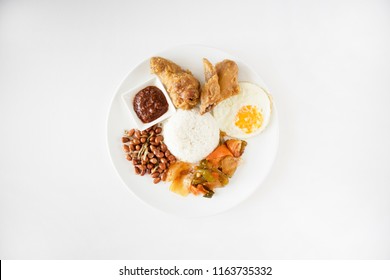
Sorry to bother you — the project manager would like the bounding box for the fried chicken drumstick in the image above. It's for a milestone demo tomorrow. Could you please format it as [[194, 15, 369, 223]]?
[[200, 59, 240, 114], [215, 59, 240, 99], [150, 57, 200, 110], [200, 58, 220, 114]]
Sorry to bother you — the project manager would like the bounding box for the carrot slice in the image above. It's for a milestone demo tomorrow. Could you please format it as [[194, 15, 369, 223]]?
[[189, 185, 200, 195], [206, 144, 233, 160], [211, 172, 219, 179]]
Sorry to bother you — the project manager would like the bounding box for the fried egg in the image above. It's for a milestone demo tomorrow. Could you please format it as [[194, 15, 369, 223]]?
[[212, 82, 272, 138]]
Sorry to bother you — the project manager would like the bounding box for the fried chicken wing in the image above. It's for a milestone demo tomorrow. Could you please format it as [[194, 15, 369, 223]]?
[[150, 57, 200, 110], [215, 59, 240, 99], [200, 58, 221, 114]]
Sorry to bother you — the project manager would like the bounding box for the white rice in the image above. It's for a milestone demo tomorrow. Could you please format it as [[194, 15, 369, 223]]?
[[163, 108, 219, 163]]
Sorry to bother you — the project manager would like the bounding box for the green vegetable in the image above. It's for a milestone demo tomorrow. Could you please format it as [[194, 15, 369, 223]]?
[[197, 169, 215, 182], [217, 170, 229, 186], [203, 186, 215, 198], [191, 177, 206, 186]]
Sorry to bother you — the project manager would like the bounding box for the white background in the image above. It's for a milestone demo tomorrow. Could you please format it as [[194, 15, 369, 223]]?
[[1, 0, 389, 259]]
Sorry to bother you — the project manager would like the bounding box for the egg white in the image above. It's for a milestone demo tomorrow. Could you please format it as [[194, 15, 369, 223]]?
[[212, 82, 272, 138]]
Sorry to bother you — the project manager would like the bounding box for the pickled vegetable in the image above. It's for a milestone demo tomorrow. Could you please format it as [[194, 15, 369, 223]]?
[[225, 139, 247, 157]]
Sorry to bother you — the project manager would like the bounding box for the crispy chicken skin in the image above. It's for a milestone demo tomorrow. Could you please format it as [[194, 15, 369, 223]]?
[[215, 59, 240, 99], [200, 58, 221, 114], [150, 57, 200, 110]]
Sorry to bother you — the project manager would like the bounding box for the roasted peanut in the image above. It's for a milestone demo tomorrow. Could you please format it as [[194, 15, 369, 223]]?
[[156, 152, 164, 158], [137, 164, 146, 171], [161, 171, 168, 181], [159, 163, 166, 170], [153, 177, 161, 184], [168, 155, 176, 161], [155, 135, 163, 144], [127, 129, 135, 137]]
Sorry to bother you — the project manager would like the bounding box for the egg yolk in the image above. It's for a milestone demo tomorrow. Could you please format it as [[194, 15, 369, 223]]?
[[235, 105, 263, 134]]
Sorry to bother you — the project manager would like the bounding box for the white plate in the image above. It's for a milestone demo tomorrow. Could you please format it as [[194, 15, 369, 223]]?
[[107, 45, 279, 217]]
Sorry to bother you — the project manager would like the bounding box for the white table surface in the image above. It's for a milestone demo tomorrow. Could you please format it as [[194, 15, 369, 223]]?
[[1, 0, 389, 259]]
